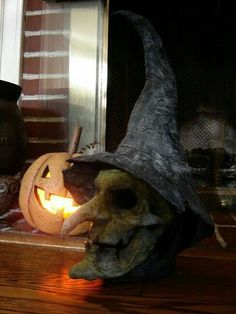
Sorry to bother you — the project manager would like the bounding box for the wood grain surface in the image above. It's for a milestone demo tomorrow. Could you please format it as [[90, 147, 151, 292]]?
[[0, 234, 235, 314]]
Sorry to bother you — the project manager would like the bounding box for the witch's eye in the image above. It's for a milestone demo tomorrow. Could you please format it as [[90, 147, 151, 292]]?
[[0, 181, 7, 194], [111, 188, 138, 210], [42, 165, 50, 178]]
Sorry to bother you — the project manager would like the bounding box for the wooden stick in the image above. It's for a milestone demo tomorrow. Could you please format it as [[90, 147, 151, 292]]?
[[68, 124, 82, 155]]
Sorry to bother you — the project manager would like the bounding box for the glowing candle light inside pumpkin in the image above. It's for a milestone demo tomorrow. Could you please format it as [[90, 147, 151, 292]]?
[[37, 187, 80, 219], [19, 127, 89, 235], [36, 171, 80, 219]]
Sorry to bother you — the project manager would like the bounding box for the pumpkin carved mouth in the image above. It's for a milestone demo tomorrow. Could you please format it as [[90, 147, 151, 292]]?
[[35, 186, 80, 219], [19, 152, 91, 235]]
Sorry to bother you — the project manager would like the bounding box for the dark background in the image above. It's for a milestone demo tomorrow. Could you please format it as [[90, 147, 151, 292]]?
[[106, 0, 236, 152]]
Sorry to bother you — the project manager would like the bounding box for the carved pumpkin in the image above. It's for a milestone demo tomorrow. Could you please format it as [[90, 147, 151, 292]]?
[[19, 152, 90, 235]]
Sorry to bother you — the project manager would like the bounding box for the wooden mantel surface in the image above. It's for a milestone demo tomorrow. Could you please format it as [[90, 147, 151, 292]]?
[[0, 233, 235, 314]]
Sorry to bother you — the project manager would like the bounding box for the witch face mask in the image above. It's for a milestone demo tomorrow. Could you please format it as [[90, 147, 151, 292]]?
[[62, 10, 214, 281], [62, 169, 174, 280]]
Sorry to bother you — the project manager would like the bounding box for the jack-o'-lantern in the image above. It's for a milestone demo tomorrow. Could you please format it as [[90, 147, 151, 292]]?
[[19, 152, 90, 235]]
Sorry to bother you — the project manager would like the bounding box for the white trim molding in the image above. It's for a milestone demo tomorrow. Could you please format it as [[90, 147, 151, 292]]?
[[0, 0, 24, 85]]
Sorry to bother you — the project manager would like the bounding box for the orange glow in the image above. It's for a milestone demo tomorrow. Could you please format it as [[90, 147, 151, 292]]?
[[38, 267, 104, 300], [37, 187, 80, 219]]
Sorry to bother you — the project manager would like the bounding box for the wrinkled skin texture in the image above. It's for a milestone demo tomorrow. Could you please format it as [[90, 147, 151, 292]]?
[[62, 169, 174, 280]]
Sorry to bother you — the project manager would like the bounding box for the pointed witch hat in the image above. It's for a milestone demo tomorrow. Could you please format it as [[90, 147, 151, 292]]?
[[63, 10, 214, 250]]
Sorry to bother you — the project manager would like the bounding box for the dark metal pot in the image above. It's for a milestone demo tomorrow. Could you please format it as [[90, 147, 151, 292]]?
[[0, 80, 27, 175]]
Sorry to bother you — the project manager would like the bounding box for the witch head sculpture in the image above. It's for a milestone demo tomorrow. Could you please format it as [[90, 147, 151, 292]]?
[[62, 10, 214, 281]]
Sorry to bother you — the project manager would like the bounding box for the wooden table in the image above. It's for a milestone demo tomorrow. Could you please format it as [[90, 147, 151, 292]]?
[[0, 232, 235, 314]]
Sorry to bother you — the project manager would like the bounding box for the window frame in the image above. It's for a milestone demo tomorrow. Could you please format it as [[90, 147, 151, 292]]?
[[0, 0, 24, 85]]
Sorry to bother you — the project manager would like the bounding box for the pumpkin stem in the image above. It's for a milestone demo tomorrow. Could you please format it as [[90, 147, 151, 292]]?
[[68, 124, 83, 155]]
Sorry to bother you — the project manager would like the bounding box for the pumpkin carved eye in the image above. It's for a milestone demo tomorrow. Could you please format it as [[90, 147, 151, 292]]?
[[42, 165, 50, 178]]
